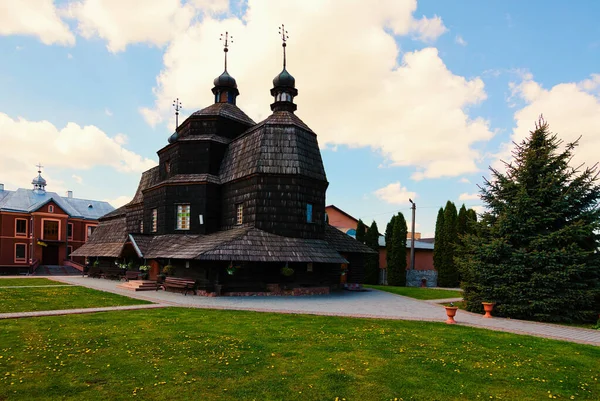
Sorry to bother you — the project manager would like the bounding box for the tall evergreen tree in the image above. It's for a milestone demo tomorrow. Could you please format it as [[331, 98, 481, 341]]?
[[433, 207, 445, 279], [385, 214, 397, 272], [459, 120, 600, 322], [363, 221, 380, 284], [388, 213, 407, 286], [467, 209, 477, 225], [438, 201, 458, 287], [457, 204, 469, 240], [355, 219, 366, 244]]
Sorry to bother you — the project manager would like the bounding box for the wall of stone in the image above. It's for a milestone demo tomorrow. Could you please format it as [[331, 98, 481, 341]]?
[[406, 269, 438, 287]]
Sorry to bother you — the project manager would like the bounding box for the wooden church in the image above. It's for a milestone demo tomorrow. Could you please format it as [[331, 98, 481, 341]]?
[[72, 29, 375, 295]]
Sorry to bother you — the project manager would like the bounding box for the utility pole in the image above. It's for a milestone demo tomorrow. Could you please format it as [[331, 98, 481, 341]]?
[[409, 198, 416, 270]]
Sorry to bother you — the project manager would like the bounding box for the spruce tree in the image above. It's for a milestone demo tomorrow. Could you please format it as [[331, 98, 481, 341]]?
[[433, 207, 445, 280], [438, 201, 459, 287], [388, 213, 407, 286], [457, 204, 469, 240], [459, 120, 600, 322], [363, 221, 380, 284], [355, 219, 366, 244]]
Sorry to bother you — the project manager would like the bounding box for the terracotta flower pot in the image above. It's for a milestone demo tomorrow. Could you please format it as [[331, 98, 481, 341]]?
[[444, 306, 458, 324], [482, 302, 495, 318]]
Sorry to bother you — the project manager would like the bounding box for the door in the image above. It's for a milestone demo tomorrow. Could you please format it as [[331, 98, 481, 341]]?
[[42, 246, 59, 265]]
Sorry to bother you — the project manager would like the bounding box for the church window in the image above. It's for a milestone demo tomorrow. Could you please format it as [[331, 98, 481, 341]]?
[[16, 219, 27, 236], [177, 205, 191, 230], [49, 205, 54, 213], [236, 203, 243, 225], [140, 220, 143, 233], [15, 244, 26, 261], [152, 209, 158, 232], [306, 203, 313, 223], [44, 220, 59, 241]]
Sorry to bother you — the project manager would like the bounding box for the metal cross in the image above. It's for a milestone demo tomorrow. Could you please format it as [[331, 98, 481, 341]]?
[[172, 98, 182, 129], [36, 163, 44, 173], [278, 24, 289, 68], [220, 31, 233, 70]]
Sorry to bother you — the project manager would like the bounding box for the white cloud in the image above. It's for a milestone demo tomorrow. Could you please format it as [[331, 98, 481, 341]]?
[[459, 177, 470, 184], [67, 53, 73, 59], [66, 0, 199, 53], [72, 174, 83, 184], [411, 15, 447, 42], [374, 182, 416, 205], [0, 0, 75, 46], [459, 192, 479, 201], [0, 112, 157, 190], [141, 0, 491, 180], [105, 108, 113, 117], [455, 34, 467, 46], [103, 195, 133, 208], [495, 73, 600, 173]]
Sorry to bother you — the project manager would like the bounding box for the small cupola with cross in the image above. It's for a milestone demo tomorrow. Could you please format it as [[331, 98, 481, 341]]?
[[212, 31, 239, 105], [32, 163, 47, 194], [271, 24, 298, 113]]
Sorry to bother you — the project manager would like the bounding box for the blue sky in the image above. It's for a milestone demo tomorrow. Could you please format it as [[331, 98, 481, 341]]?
[[1, 0, 599, 236]]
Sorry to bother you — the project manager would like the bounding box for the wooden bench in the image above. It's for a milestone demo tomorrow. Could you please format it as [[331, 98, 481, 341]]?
[[102, 267, 125, 280], [87, 265, 103, 278], [161, 277, 197, 296], [125, 271, 143, 281]]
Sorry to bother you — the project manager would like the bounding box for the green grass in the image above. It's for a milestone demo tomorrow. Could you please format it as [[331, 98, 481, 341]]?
[[0, 286, 151, 313], [0, 278, 66, 287], [365, 285, 463, 300], [0, 308, 598, 400]]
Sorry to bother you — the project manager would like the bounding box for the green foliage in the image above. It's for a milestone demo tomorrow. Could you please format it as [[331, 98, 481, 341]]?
[[438, 201, 459, 287], [363, 221, 380, 284], [433, 207, 445, 280], [388, 213, 407, 286], [385, 214, 397, 269], [459, 120, 600, 323], [355, 219, 366, 244]]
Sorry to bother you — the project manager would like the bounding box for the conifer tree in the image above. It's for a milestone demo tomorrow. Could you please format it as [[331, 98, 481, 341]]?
[[438, 201, 459, 287], [459, 120, 600, 322], [433, 207, 445, 279], [363, 221, 380, 284], [457, 204, 469, 240], [355, 219, 366, 244], [388, 213, 407, 286], [385, 214, 397, 271]]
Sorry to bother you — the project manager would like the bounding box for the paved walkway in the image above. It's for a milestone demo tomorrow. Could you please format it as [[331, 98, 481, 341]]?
[[3, 276, 599, 346]]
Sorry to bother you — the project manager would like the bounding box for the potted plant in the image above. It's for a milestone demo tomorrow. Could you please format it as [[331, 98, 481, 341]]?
[[444, 303, 459, 324], [226, 262, 236, 276], [93, 259, 100, 268], [280, 262, 294, 277], [162, 264, 175, 276], [482, 301, 495, 318], [139, 264, 150, 280]]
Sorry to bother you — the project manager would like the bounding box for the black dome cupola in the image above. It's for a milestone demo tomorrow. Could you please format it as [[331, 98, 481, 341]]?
[[212, 31, 239, 105], [271, 24, 298, 112]]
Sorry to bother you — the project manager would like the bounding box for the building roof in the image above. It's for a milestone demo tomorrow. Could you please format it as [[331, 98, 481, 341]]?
[[70, 216, 128, 257], [376, 234, 434, 250], [130, 166, 161, 205], [191, 102, 255, 126], [325, 205, 359, 225], [324, 225, 378, 254], [0, 188, 114, 220], [220, 111, 326, 183]]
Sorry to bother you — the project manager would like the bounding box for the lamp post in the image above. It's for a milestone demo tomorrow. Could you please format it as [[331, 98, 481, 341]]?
[[409, 199, 416, 271]]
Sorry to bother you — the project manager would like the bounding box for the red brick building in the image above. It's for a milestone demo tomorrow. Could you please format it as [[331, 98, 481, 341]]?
[[0, 169, 114, 274], [325, 205, 436, 285]]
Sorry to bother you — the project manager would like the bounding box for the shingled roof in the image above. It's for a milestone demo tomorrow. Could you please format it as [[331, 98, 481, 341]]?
[[191, 102, 256, 126], [70, 216, 128, 257], [324, 225, 378, 254], [130, 166, 160, 205], [220, 111, 326, 183]]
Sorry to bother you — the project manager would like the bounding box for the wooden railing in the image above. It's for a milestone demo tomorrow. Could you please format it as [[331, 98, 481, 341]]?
[[63, 259, 85, 272]]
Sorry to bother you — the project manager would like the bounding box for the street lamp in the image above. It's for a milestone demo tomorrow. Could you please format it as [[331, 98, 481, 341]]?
[[409, 199, 416, 271]]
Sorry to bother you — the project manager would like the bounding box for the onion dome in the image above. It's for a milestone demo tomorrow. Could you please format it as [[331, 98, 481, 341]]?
[[273, 68, 295, 88], [32, 165, 47, 193], [213, 70, 237, 89], [168, 131, 179, 144]]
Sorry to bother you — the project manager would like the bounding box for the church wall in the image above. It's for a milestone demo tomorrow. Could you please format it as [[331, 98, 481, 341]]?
[[254, 175, 327, 239], [221, 177, 259, 229], [126, 204, 143, 233]]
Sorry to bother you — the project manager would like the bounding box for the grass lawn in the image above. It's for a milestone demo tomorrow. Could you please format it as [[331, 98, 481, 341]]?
[[365, 285, 463, 300], [1, 308, 598, 400], [0, 278, 66, 287], [0, 286, 151, 313]]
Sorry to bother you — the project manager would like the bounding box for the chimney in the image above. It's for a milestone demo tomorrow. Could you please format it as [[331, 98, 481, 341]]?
[[0, 184, 4, 191], [67, 191, 73, 198]]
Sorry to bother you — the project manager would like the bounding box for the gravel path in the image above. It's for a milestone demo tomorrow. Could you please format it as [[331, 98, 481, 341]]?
[[4, 276, 599, 346]]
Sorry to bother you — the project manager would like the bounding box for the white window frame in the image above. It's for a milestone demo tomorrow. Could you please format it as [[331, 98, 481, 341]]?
[[152, 209, 158, 232]]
